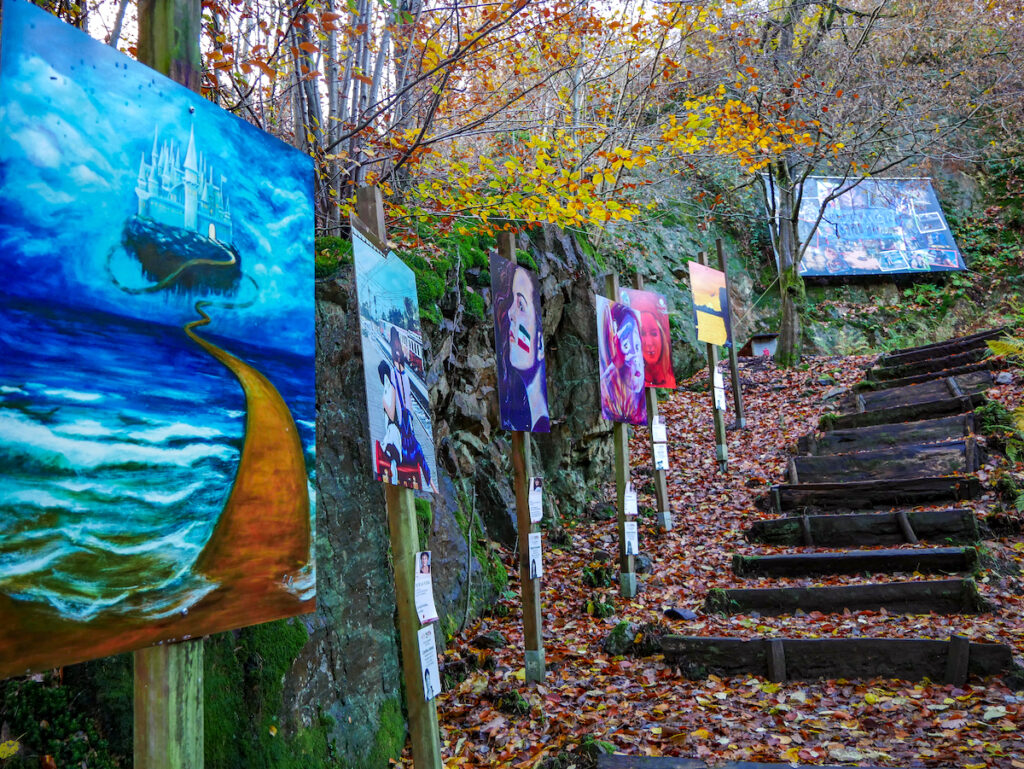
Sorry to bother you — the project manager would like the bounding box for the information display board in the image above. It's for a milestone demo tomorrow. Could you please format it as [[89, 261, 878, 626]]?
[[790, 177, 965, 277]]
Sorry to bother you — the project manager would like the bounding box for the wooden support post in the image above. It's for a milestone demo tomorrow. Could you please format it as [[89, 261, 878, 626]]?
[[799, 515, 814, 547], [134, 643, 204, 769], [697, 251, 728, 473], [135, 7, 204, 767], [138, 0, 203, 93], [631, 273, 672, 532], [606, 273, 637, 598], [716, 239, 746, 429], [766, 639, 787, 683], [896, 511, 919, 544], [945, 634, 971, 686], [359, 186, 442, 769], [499, 232, 545, 683]]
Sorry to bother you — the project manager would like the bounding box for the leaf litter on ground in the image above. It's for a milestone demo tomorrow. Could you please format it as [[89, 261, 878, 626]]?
[[413, 353, 1024, 768]]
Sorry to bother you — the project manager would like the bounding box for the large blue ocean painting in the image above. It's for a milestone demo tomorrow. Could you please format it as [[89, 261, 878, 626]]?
[[0, 0, 315, 678]]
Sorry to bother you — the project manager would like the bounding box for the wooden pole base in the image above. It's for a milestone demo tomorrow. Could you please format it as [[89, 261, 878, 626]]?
[[620, 572, 638, 598], [134, 641, 204, 769], [657, 511, 673, 531]]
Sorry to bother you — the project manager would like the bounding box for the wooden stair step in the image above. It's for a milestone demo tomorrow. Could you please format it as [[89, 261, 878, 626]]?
[[745, 508, 981, 547], [660, 634, 1015, 684], [878, 327, 1006, 367], [703, 578, 988, 616], [788, 438, 979, 484], [732, 547, 978, 578], [856, 360, 996, 391], [798, 414, 974, 456], [768, 476, 981, 514], [867, 347, 988, 381], [821, 394, 983, 431], [838, 371, 992, 415], [599, 758, 945, 769]]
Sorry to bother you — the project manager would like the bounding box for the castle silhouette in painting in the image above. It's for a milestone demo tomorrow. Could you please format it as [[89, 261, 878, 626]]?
[[135, 124, 234, 245], [124, 123, 242, 294]]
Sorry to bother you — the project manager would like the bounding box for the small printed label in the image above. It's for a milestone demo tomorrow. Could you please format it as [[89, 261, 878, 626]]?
[[653, 442, 669, 470], [414, 551, 438, 624], [652, 415, 667, 444], [528, 532, 543, 579], [528, 476, 544, 523], [624, 520, 639, 556], [418, 625, 441, 702], [624, 481, 638, 517]]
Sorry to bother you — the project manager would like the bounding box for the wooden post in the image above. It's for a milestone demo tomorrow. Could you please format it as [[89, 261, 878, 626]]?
[[697, 251, 728, 473], [134, 644, 203, 768], [631, 274, 672, 532], [606, 273, 638, 598], [716, 238, 746, 429], [135, 5, 204, 767], [137, 0, 203, 93], [358, 186, 443, 769], [499, 232, 545, 683]]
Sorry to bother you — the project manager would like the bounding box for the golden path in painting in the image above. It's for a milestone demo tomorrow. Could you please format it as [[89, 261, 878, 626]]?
[[0, 305, 312, 679], [186, 301, 310, 583]]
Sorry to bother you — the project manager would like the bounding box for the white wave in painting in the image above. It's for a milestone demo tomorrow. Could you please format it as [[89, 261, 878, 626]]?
[[0, 412, 237, 471], [126, 422, 225, 444], [55, 478, 208, 507], [41, 388, 104, 402], [2, 487, 89, 514]]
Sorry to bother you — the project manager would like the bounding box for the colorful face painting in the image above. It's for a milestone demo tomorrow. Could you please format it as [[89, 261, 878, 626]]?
[[596, 295, 648, 426], [618, 288, 676, 389], [688, 262, 732, 348], [353, 228, 439, 493], [789, 176, 966, 277], [490, 254, 550, 432], [0, 0, 315, 679]]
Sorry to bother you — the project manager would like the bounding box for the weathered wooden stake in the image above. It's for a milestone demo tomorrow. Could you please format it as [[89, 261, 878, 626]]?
[[499, 232, 546, 683], [606, 273, 638, 598], [631, 274, 672, 532], [357, 186, 442, 769], [716, 238, 746, 429], [134, 643, 203, 768], [697, 251, 728, 472], [135, 6, 205, 767]]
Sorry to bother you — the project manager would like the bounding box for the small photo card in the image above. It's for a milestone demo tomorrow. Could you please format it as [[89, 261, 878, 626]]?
[[528, 476, 544, 523], [653, 442, 669, 470], [528, 532, 543, 579], [414, 551, 439, 624], [714, 384, 728, 411], [624, 520, 639, 556], [418, 625, 442, 702], [624, 481, 638, 517], [652, 415, 667, 444]]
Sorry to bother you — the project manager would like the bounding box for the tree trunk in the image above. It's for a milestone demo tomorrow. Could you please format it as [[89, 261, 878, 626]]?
[[771, 162, 804, 367]]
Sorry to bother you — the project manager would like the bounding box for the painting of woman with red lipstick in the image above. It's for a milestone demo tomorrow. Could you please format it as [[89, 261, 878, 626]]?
[[491, 253, 550, 432], [619, 288, 676, 389], [596, 295, 647, 426]]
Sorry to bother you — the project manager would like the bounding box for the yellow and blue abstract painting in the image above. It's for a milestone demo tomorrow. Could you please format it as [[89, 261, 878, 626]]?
[[0, 0, 315, 678]]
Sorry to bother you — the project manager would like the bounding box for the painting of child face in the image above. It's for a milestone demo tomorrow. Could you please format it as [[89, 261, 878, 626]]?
[[508, 267, 538, 371], [640, 314, 663, 366], [618, 288, 675, 389]]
